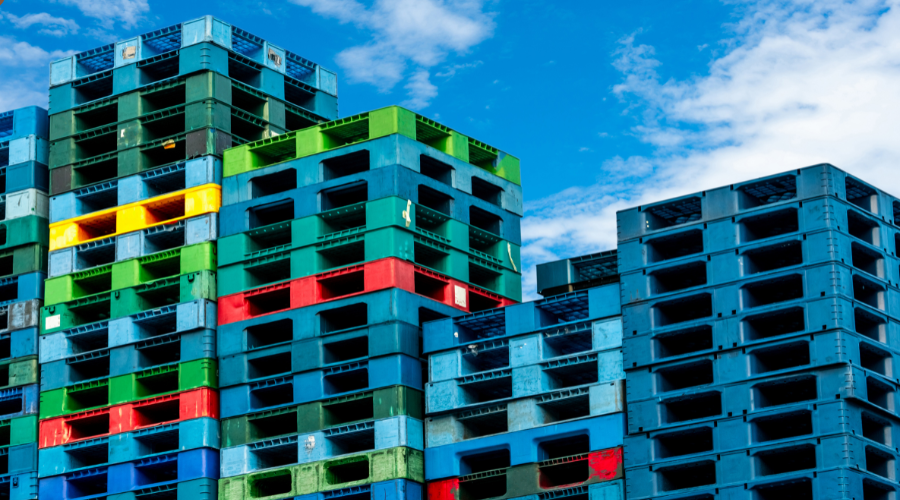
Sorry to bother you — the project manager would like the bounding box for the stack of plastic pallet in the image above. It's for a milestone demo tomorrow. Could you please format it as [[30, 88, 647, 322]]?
[[0, 105, 50, 500], [422, 250, 625, 500], [214, 105, 523, 500], [619, 163, 900, 499], [38, 16, 338, 500]]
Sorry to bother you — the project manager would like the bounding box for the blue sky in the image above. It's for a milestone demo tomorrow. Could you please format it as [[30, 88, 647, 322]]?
[[3, 0, 900, 297]]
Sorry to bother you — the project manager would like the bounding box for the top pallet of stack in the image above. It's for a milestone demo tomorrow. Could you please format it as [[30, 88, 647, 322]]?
[[223, 106, 521, 185], [48, 15, 337, 116], [616, 163, 900, 244], [0, 107, 49, 142], [536, 250, 618, 297]]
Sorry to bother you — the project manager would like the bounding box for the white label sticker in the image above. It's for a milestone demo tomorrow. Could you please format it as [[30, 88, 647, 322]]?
[[46, 314, 61, 329], [454, 285, 467, 308]]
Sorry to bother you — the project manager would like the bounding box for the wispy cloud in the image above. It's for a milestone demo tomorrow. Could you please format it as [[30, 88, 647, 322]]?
[[1, 12, 80, 36], [52, 0, 149, 29], [0, 36, 74, 67], [290, 0, 495, 109], [0, 36, 77, 110], [522, 0, 900, 297]]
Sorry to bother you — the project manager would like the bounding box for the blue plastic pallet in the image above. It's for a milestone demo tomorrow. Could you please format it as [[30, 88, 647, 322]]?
[[49, 156, 220, 223], [0, 471, 38, 500], [0, 273, 45, 309], [0, 161, 50, 194], [217, 288, 461, 357], [40, 299, 216, 364], [223, 134, 524, 216], [293, 480, 422, 500], [38, 417, 219, 477], [0, 107, 49, 142], [218, 164, 522, 243], [106, 478, 217, 500], [0, 327, 38, 360], [425, 412, 624, 480], [616, 163, 900, 243], [40, 328, 216, 391], [428, 316, 621, 383], [626, 363, 899, 434], [624, 399, 900, 469], [48, 213, 217, 278], [219, 321, 419, 388], [426, 350, 623, 415], [220, 415, 423, 477], [38, 447, 218, 500], [0, 384, 39, 419], [424, 284, 621, 355], [625, 434, 896, 499], [507, 481, 623, 500], [535, 250, 619, 297], [50, 43, 337, 118], [0, 443, 37, 475], [624, 329, 897, 403], [426, 380, 625, 447], [220, 353, 422, 419], [2, 136, 49, 169]]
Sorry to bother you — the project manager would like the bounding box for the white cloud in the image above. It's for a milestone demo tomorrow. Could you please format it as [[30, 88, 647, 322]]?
[[291, 0, 495, 108], [0, 36, 75, 67], [401, 70, 439, 109], [2, 12, 80, 36], [522, 0, 900, 297], [53, 0, 149, 29]]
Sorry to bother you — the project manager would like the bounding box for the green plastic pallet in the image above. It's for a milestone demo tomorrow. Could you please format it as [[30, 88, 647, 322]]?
[[0, 216, 50, 251], [218, 446, 424, 500], [0, 244, 48, 278], [0, 356, 38, 390], [44, 242, 216, 306], [40, 270, 217, 334], [38, 358, 218, 419], [0, 415, 38, 447], [222, 386, 424, 448], [224, 106, 520, 185]]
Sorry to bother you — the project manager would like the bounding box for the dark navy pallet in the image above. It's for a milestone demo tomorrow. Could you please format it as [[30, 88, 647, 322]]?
[[38, 417, 219, 477], [424, 284, 621, 355], [426, 380, 625, 448], [106, 478, 216, 500], [219, 320, 419, 387], [217, 288, 460, 357], [0, 384, 39, 420], [222, 134, 523, 216], [220, 353, 422, 418], [424, 412, 624, 481], [0, 107, 49, 142], [38, 447, 218, 500], [292, 479, 423, 500], [0, 273, 44, 309]]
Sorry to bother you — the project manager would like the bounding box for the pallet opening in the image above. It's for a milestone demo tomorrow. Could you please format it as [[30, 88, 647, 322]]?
[[67, 441, 109, 469], [459, 471, 507, 500], [142, 84, 185, 114], [137, 338, 182, 367], [249, 410, 298, 441], [848, 210, 881, 246], [414, 241, 449, 274], [141, 139, 187, 172], [68, 469, 109, 497], [69, 412, 111, 441], [753, 410, 812, 442], [70, 354, 112, 382], [135, 368, 179, 398], [664, 392, 721, 423], [659, 460, 716, 492], [324, 337, 369, 365], [246, 287, 291, 317], [134, 399, 180, 428], [0, 395, 22, 416], [469, 291, 502, 312], [469, 263, 501, 293], [134, 279, 181, 310], [143, 195, 186, 225], [76, 132, 118, 162], [249, 469, 293, 498], [538, 392, 591, 423], [414, 273, 446, 302], [254, 441, 299, 470], [420, 155, 453, 186], [757, 444, 816, 476], [139, 254, 182, 283], [862, 412, 892, 446], [246, 318, 293, 350], [654, 293, 712, 326], [740, 208, 799, 243], [751, 341, 810, 374], [461, 375, 512, 404], [855, 308, 887, 343], [655, 325, 713, 359], [647, 229, 703, 263], [861, 342, 892, 377], [324, 366, 368, 395], [862, 480, 894, 500], [76, 184, 120, 216], [135, 427, 180, 456], [74, 102, 119, 133], [739, 174, 797, 209], [323, 151, 370, 181], [328, 426, 376, 455], [852, 242, 884, 277], [847, 177, 879, 214], [644, 197, 702, 231], [247, 352, 292, 380], [745, 240, 803, 274], [319, 270, 365, 300], [538, 454, 589, 488], [867, 377, 894, 411], [250, 381, 294, 410], [540, 434, 589, 460], [656, 426, 713, 459], [743, 307, 805, 342], [462, 449, 510, 475], [246, 258, 291, 288], [460, 408, 508, 439], [250, 199, 294, 230], [470, 206, 501, 236], [322, 182, 368, 212], [461, 342, 509, 374], [866, 446, 895, 479], [319, 240, 365, 271], [418, 185, 452, 217], [321, 303, 368, 334], [251, 168, 298, 199], [656, 359, 713, 392], [472, 177, 502, 207], [134, 454, 179, 486], [854, 274, 883, 309], [143, 222, 187, 254], [326, 456, 371, 484], [324, 396, 375, 427], [742, 274, 803, 308], [755, 376, 817, 408], [68, 384, 109, 411], [543, 324, 594, 357], [650, 261, 707, 294]]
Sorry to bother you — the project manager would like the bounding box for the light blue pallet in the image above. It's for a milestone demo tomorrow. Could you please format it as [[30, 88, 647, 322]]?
[[0, 327, 37, 360], [0, 273, 45, 308], [49, 156, 220, 223], [0, 107, 48, 142], [220, 415, 423, 477], [0, 384, 39, 419], [0, 471, 39, 500], [0, 443, 37, 476], [38, 417, 220, 477]]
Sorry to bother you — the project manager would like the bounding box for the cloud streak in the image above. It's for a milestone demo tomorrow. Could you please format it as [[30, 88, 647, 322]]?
[[2, 12, 80, 36], [53, 0, 149, 29]]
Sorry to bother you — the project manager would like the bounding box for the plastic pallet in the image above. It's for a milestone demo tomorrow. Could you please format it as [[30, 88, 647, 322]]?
[[291, 479, 423, 500], [426, 447, 623, 500], [2, 136, 49, 168], [220, 353, 421, 419], [40, 299, 215, 364], [218, 446, 423, 499], [425, 412, 624, 480], [428, 316, 622, 383], [0, 161, 50, 194], [426, 350, 623, 415], [49, 213, 218, 278], [426, 380, 625, 448], [0, 272, 45, 308], [223, 134, 524, 217], [220, 164, 522, 242], [2, 299, 43, 333], [624, 398, 900, 469], [39, 387, 218, 448], [219, 321, 418, 388], [536, 250, 619, 298], [424, 284, 621, 355], [218, 257, 516, 326], [0, 384, 39, 419], [0, 471, 38, 500], [222, 385, 422, 448], [225, 106, 520, 185], [217, 287, 459, 357], [39, 417, 219, 477], [45, 241, 216, 306], [505, 481, 623, 500], [218, 224, 521, 300], [2, 189, 48, 222], [39, 358, 217, 419], [49, 156, 220, 223], [40, 328, 216, 391], [0, 245, 48, 280], [107, 477, 217, 500], [0, 107, 48, 142], [0, 327, 38, 361], [0, 355, 37, 390], [38, 447, 218, 500], [0, 216, 50, 251], [220, 415, 423, 477], [0, 415, 38, 448], [0, 442, 37, 477], [40, 270, 217, 335]]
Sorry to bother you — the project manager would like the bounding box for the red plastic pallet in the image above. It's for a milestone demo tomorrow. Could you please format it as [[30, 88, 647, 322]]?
[[218, 257, 517, 325], [39, 387, 219, 448]]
